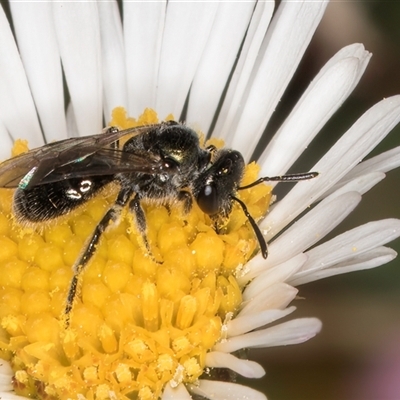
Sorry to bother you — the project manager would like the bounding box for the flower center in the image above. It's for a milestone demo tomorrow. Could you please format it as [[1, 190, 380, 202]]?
[[0, 108, 271, 399]]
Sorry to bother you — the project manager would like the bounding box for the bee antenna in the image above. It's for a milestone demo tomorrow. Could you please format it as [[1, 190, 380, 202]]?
[[231, 195, 268, 259], [239, 171, 319, 190]]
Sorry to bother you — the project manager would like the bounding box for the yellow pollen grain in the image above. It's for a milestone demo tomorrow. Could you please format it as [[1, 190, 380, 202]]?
[[115, 363, 132, 384], [84, 366, 99, 383], [138, 386, 153, 400], [157, 354, 174, 372], [96, 384, 113, 400], [125, 338, 150, 361], [183, 357, 202, 380], [1, 315, 23, 336], [172, 336, 192, 356], [0, 108, 272, 399], [15, 370, 29, 384]]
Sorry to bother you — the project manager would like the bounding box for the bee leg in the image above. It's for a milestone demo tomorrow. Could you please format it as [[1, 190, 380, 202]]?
[[63, 186, 133, 327], [210, 216, 223, 234], [177, 190, 193, 214], [129, 195, 153, 256]]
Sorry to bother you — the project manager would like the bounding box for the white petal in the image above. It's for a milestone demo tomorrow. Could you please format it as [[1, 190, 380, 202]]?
[[187, 2, 255, 132], [0, 394, 27, 400], [66, 102, 78, 138], [330, 145, 400, 193], [229, 0, 328, 160], [242, 253, 306, 299], [260, 95, 400, 239], [205, 352, 265, 378], [0, 6, 43, 147], [188, 380, 267, 400], [0, 119, 13, 160], [53, 2, 102, 137], [259, 43, 371, 176], [123, 1, 165, 116], [0, 381, 12, 391], [242, 191, 361, 283], [290, 247, 397, 285], [319, 171, 385, 201], [0, 359, 13, 391], [267, 191, 361, 264], [10, 2, 67, 143], [214, 318, 322, 353], [156, 3, 218, 119], [98, 1, 128, 121], [162, 382, 192, 400], [239, 283, 297, 316], [291, 219, 400, 282], [227, 306, 296, 338], [214, 1, 273, 141]]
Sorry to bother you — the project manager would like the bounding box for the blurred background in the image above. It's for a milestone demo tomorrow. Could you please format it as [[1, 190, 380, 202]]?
[[246, 1, 400, 399]]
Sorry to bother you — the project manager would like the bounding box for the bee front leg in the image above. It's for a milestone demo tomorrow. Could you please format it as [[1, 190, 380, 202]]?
[[177, 190, 193, 214], [63, 186, 133, 327]]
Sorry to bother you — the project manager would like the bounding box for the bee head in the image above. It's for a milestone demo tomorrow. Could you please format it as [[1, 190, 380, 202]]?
[[194, 150, 245, 217]]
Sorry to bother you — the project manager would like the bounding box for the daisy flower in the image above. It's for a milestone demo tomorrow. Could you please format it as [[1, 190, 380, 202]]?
[[0, 1, 399, 400]]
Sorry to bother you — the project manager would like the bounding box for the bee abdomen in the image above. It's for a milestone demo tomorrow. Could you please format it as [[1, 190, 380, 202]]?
[[13, 177, 113, 223]]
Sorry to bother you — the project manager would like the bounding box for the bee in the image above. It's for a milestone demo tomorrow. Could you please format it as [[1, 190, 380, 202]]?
[[0, 121, 317, 326]]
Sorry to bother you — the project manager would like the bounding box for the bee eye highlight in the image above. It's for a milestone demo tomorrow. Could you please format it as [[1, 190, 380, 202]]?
[[197, 183, 219, 215]]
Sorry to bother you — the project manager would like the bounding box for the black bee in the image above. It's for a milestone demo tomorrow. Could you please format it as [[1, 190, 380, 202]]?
[[0, 121, 317, 325]]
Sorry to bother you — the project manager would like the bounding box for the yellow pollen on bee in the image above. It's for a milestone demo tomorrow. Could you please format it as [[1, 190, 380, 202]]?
[[0, 107, 272, 399]]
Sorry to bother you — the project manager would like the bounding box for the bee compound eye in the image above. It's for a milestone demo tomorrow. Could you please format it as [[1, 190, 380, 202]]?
[[197, 184, 219, 215]]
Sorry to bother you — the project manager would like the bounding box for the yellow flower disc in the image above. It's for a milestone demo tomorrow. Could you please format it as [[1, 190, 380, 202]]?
[[0, 108, 272, 399]]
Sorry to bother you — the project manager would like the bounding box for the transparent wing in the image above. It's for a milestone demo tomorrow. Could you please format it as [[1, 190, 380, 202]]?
[[0, 124, 165, 189]]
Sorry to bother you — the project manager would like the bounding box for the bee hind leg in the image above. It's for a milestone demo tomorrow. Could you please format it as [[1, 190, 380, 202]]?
[[63, 186, 133, 327]]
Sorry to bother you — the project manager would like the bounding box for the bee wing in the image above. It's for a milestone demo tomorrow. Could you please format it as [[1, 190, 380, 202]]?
[[33, 147, 164, 186], [0, 124, 164, 189]]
